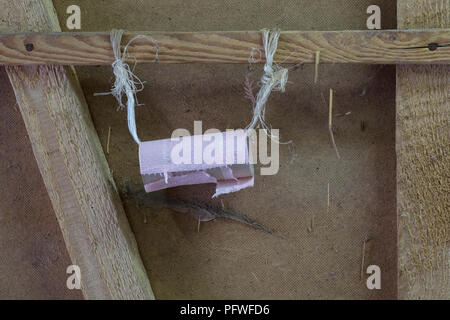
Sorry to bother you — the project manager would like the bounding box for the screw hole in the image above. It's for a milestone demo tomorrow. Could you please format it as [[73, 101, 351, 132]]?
[[25, 43, 34, 52], [428, 43, 438, 51]]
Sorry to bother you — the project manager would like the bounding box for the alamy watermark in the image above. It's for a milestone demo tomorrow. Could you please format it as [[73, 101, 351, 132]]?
[[366, 265, 381, 290], [367, 5, 381, 29], [66, 5, 81, 30], [66, 265, 81, 290], [170, 121, 280, 176]]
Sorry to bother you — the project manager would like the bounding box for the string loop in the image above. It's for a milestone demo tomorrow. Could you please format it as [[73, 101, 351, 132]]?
[[98, 29, 159, 144], [247, 29, 288, 135]]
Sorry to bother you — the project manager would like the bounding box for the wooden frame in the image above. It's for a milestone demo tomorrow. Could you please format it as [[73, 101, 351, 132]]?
[[397, 0, 449, 300], [1, 0, 448, 299], [1, 0, 154, 299], [0, 30, 449, 65]]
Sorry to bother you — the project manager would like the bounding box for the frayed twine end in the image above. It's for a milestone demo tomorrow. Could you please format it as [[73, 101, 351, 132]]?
[[95, 29, 159, 145], [246, 29, 290, 144]]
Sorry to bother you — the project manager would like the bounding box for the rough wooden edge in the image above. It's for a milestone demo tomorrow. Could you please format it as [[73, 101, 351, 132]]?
[[397, 0, 449, 300], [0, 29, 449, 65], [1, 0, 154, 299]]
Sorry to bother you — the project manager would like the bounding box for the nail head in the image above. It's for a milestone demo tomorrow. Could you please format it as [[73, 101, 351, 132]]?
[[428, 43, 438, 51], [25, 43, 34, 52]]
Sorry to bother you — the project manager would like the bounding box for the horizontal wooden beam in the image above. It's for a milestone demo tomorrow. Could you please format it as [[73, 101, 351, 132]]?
[[0, 29, 449, 65]]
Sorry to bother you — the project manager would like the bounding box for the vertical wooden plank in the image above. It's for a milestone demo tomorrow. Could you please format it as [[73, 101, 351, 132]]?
[[397, 0, 449, 299], [1, 0, 154, 299]]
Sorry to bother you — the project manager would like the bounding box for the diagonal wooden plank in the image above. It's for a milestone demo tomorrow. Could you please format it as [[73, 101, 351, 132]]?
[[1, 0, 154, 299], [397, 0, 449, 299]]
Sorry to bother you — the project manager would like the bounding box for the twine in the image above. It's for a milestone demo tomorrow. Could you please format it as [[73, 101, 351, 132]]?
[[96, 29, 159, 144], [246, 29, 288, 136]]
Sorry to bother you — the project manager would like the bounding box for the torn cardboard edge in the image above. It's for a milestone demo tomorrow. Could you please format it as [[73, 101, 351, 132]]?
[[139, 130, 254, 197]]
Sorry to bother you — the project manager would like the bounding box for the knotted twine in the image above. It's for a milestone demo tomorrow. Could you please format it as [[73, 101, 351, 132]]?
[[96, 29, 159, 144], [246, 29, 288, 137], [100, 29, 287, 144]]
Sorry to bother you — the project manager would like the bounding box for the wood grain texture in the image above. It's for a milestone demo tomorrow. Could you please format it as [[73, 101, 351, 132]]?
[[1, 0, 154, 299], [397, 0, 449, 299], [0, 29, 449, 65]]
